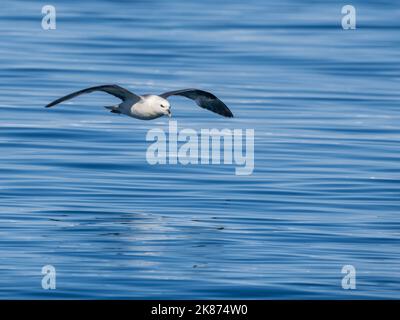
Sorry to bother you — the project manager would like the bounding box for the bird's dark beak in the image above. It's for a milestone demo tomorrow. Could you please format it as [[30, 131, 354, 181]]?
[[167, 109, 171, 117]]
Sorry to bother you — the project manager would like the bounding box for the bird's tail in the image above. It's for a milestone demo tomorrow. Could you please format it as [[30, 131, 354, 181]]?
[[104, 105, 121, 114]]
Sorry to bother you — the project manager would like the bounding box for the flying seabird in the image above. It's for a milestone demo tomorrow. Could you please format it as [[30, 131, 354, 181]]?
[[45, 84, 234, 120]]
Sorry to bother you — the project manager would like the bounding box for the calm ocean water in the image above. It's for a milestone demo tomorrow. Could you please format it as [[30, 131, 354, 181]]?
[[0, 0, 399, 299]]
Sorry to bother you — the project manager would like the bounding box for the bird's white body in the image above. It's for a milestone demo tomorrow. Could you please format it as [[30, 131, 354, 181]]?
[[119, 95, 171, 120]]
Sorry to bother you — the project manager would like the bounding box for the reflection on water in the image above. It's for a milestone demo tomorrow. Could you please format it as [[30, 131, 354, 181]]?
[[0, 0, 399, 298]]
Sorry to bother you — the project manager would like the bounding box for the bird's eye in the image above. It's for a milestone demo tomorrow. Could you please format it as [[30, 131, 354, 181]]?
[[160, 104, 165, 108]]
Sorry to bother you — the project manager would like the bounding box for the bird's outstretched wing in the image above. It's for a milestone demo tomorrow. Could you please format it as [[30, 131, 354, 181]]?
[[45, 84, 141, 108], [160, 89, 233, 118]]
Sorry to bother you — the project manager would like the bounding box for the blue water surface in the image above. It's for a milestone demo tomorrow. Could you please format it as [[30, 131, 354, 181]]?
[[0, 0, 399, 299]]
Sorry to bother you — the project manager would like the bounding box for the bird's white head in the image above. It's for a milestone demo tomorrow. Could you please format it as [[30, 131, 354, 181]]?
[[145, 95, 171, 118], [159, 97, 171, 117]]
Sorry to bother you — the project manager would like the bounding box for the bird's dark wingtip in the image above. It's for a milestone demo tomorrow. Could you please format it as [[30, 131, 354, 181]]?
[[45, 102, 57, 108], [224, 109, 234, 118]]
